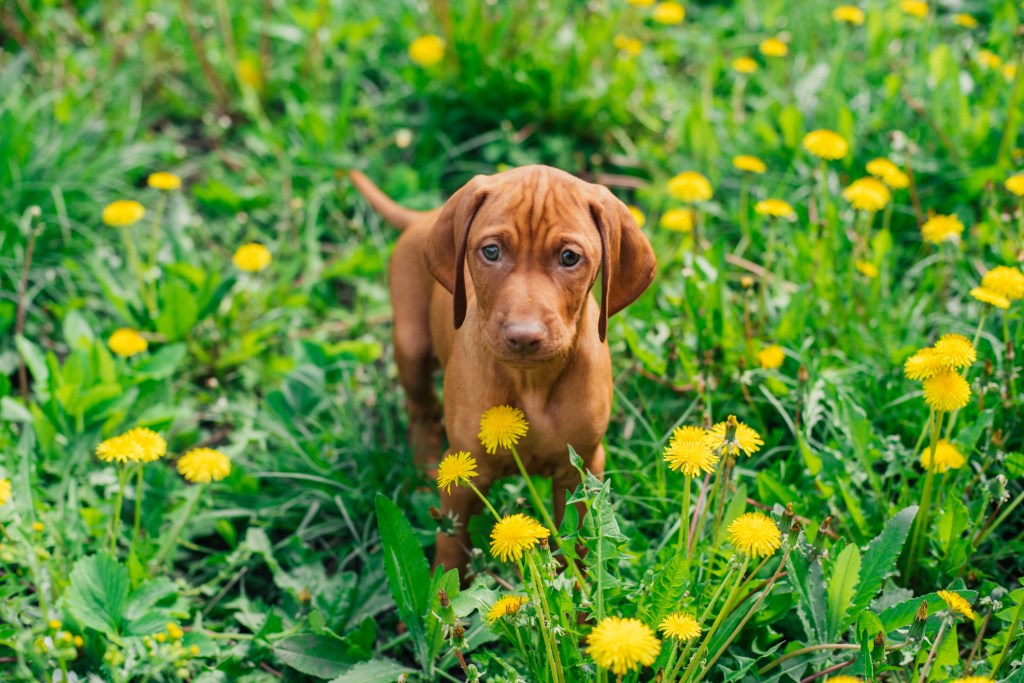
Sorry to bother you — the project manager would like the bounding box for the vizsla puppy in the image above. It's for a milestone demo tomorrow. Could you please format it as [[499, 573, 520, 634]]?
[[350, 165, 655, 573]]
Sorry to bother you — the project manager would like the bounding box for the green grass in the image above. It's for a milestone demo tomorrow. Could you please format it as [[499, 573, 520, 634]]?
[[1, 0, 1023, 681]]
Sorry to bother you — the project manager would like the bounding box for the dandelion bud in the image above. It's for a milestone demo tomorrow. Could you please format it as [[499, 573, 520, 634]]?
[[654, 668, 665, 683], [908, 600, 928, 642], [466, 664, 482, 683], [810, 516, 830, 559], [872, 631, 886, 666], [428, 506, 444, 522], [438, 589, 451, 609], [787, 520, 803, 545], [783, 503, 795, 523], [798, 365, 809, 383]]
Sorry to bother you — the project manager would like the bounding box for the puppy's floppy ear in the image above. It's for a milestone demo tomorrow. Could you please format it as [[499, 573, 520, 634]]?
[[589, 190, 657, 342], [424, 176, 489, 329]]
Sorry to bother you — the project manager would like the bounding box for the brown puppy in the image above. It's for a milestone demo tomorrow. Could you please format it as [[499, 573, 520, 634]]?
[[350, 165, 655, 573]]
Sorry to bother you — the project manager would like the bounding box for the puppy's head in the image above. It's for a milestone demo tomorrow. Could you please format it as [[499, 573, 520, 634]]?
[[425, 165, 655, 365]]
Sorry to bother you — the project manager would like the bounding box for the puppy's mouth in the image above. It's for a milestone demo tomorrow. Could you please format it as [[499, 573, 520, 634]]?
[[486, 341, 568, 367]]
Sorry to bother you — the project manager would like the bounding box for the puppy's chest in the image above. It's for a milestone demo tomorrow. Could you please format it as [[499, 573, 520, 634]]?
[[489, 395, 608, 476]]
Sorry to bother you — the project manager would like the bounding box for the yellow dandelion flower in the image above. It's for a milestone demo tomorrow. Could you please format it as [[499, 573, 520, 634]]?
[[436, 451, 478, 494], [952, 14, 978, 29], [587, 616, 661, 675], [903, 348, 946, 381], [102, 200, 145, 227], [627, 205, 647, 228], [759, 38, 788, 58], [727, 512, 782, 558], [933, 334, 976, 370], [970, 286, 1010, 309], [1006, 174, 1024, 197], [900, 0, 928, 18], [920, 439, 965, 473], [856, 261, 879, 278], [108, 328, 148, 358], [409, 35, 445, 67], [614, 35, 643, 57], [936, 590, 976, 619], [758, 345, 785, 369], [832, 6, 865, 25], [189, 645, 200, 656], [73, 635, 84, 648], [1003, 64, 1017, 83], [48, 619, 62, 630], [485, 595, 528, 623], [978, 50, 1002, 70], [233, 243, 272, 272], [32, 521, 44, 533], [659, 613, 701, 640], [865, 158, 910, 189], [667, 171, 713, 203], [478, 405, 529, 454], [627, 0, 655, 5], [652, 2, 685, 25], [803, 129, 849, 160], [166, 623, 184, 640], [237, 58, 263, 89], [489, 513, 549, 562], [733, 155, 767, 174], [754, 199, 795, 218], [707, 415, 763, 457], [121, 427, 167, 463], [921, 214, 964, 245], [950, 678, 994, 683], [660, 208, 694, 232], [95, 432, 146, 464], [824, 677, 862, 683], [732, 57, 758, 74], [0, 478, 10, 507], [923, 371, 971, 412], [663, 426, 718, 477], [981, 266, 1024, 300], [842, 177, 891, 212], [147, 173, 181, 191], [177, 447, 232, 483]]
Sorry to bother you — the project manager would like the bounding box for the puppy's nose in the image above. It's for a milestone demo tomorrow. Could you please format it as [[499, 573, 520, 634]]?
[[504, 321, 546, 355]]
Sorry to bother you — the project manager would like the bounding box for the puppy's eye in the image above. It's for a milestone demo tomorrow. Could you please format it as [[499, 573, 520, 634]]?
[[482, 245, 500, 262], [560, 249, 581, 267]]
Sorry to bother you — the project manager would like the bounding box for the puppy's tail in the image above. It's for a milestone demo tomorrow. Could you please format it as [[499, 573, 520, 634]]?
[[348, 170, 424, 230]]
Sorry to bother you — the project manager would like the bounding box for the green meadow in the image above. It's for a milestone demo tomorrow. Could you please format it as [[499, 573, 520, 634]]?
[[1, 0, 1023, 681]]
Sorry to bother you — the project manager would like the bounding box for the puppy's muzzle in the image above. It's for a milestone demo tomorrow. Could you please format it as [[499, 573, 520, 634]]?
[[503, 321, 547, 356]]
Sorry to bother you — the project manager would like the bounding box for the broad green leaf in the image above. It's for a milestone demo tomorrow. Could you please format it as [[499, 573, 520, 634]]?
[[273, 634, 367, 679], [827, 543, 861, 639], [155, 279, 199, 341], [63, 554, 130, 637], [327, 659, 415, 683], [15, 335, 48, 388], [426, 567, 459, 664], [374, 494, 431, 668], [642, 553, 690, 627], [846, 506, 917, 628], [788, 550, 827, 644]]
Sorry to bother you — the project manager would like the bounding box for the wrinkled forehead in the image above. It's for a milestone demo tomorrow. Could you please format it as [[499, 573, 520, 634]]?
[[475, 168, 599, 239]]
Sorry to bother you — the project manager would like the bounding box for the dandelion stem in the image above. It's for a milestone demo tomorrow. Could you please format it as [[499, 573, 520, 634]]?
[[991, 589, 1024, 677], [131, 464, 145, 548], [466, 481, 500, 521], [152, 483, 205, 568], [916, 617, 950, 683], [109, 465, 129, 555], [509, 444, 589, 599], [907, 411, 942, 574], [526, 552, 563, 683], [678, 475, 691, 556], [680, 556, 750, 683], [701, 547, 793, 678]]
